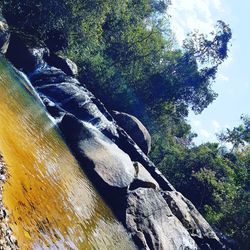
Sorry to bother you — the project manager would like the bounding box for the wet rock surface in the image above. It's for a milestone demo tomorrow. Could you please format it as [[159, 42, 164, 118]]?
[[45, 53, 78, 76], [0, 156, 19, 250]]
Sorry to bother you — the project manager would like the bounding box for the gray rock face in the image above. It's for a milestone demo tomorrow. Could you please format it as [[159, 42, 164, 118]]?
[[162, 191, 224, 249], [31, 56, 224, 249], [0, 14, 9, 54], [126, 188, 198, 250], [59, 114, 135, 189], [113, 111, 151, 154]]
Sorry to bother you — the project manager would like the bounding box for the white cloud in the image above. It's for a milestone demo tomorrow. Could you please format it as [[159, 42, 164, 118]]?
[[212, 120, 221, 129], [224, 124, 230, 128], [192, 120, 202, 127], [218, 74, 229, 82], [169, 0, 224, 44], [211, 0, 222, 10], [199, 128, 211, 139]]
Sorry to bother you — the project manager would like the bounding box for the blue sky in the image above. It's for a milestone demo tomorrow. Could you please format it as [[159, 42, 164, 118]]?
[[169, 0, 250, 144]]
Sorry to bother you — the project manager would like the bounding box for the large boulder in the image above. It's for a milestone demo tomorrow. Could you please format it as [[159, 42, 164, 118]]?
[[112, 111, 151, 155], [126, 188, 198, 250], [0, 14, 9, 54], [162, 191, 224, 249], [58, 113, 135, 189], [58, 113, 137, 221]]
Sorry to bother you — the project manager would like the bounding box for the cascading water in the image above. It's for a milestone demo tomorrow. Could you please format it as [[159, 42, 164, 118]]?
[[0, 56, 135, 249]]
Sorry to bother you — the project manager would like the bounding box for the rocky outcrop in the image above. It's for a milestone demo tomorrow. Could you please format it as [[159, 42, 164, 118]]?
[[3, 41, 227, 249], [113, 111, 151, 155], [126, 188, 198, 250], [5, 35, 48, 73], [0, 14, 9, 54], [20, 46, 174, 193], [162, 191, 224, 250]]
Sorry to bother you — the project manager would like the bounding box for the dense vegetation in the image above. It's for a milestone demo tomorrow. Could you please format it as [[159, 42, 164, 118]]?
[[1, 0, 249, 248]]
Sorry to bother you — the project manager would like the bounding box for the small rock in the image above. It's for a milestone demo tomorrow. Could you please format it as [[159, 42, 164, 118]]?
[[0, 222, 7, 231], [0, 14, 10, 54], [130, 162, 159, 190], [0, 210, 4, 219], [9, 235, 17, 244], [0, 175, 6, 182]]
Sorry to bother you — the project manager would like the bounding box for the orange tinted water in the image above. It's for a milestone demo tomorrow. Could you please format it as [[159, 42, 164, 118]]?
[[0, 57, 134, 249]]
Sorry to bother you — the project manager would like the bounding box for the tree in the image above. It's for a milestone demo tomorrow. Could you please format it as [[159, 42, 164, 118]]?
[[1, 0, 72, 49], [157, 117, 250, 250], [218, 115, 250, 150], [183, 20, 232, 67]]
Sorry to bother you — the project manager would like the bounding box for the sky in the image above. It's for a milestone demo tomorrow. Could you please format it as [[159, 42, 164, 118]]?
[[168, 0, 250, 144]]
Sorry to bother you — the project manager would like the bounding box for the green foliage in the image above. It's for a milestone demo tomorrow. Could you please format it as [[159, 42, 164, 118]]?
[[1, 0, 73, 48], [183, 20, 232, 67], [218, 115, 250, 149], [157, 122, 250, 249]]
